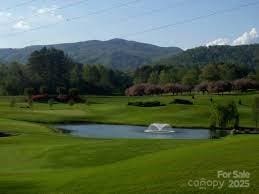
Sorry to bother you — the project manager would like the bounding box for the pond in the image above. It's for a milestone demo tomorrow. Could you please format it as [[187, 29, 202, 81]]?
[[56, 124, 229, 139]]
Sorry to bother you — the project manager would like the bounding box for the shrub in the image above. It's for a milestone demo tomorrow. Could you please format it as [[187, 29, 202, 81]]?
[[69, 88, 80, 97], [68, 88, 85, 103], [56, 95, 69, 103], [170, 99, 193, 105], [128, 101, 164, 107], [31, 94, 48, 102]]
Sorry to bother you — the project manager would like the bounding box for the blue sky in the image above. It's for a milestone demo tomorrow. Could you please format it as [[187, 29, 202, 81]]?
[[0, 0, 258, 49]]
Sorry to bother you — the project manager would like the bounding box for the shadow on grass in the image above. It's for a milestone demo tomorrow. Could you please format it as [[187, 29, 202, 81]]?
[[0, 180, 41, 194], [0, 131, 12, 137]]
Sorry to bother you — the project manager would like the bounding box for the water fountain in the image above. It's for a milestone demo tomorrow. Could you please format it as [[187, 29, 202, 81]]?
[[144, 123, 175, 133]]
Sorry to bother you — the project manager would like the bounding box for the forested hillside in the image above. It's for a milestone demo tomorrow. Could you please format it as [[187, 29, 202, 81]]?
[[0, 39, 182, 70], [157, 44, 259, 69]]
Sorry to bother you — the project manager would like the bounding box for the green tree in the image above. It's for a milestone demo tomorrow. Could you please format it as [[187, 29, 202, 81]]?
[[98, 65, 113, 87], [69, 88, 80, 97], [133, 66, 152, 84], [83, 65, 100, 83], [4, 62, 27, 95], [200, 64, 220, 81], [210, 101, 239, 129], [70, 63, 84, 89], [148, 71, 159, 84], [28, 47, 73, 93], [56, 87, 66, 95], [159, 70, 171, 84], [182, 69, 199, 85]]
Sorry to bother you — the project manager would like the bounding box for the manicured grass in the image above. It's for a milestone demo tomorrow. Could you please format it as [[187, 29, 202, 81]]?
[[0, 93, 259, 193], [0, 93, 257, 127]]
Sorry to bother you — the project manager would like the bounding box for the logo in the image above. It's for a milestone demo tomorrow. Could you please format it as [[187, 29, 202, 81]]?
[[187, 170, 250, 190]]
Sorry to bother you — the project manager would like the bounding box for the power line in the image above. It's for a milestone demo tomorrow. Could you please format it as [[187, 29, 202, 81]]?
[[0, 0, 40, 12], [120, 0, 259, 38], [1, 0, 258, 44], [0, 0, 143, 38], [19, 0, 189, 44], [67, 0, 142, 21], [114, 0, 190, 25], [3, 0, 90, 26]]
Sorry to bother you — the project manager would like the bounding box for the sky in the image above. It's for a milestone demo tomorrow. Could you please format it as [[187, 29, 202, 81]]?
[[0, 0, 258, 49]]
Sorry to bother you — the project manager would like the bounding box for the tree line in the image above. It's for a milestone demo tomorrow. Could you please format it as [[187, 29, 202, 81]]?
[[0, 47, 132, 95], [133, 63, 258, 85], [128, 61, 259, 95], [0, 47, 258, 96], [126, 79, 258, 96]]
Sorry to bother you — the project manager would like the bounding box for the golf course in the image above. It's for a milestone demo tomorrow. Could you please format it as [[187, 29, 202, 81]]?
[[0, 93, 259, 194], [0, 0, 258, 193]]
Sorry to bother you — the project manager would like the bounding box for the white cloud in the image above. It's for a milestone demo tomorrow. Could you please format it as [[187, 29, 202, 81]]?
[[0, 12, 13, 23], [13, 21, 31, 30], [0, 12, 12, 17], [35, 6, 63, 20], [206, 38, 230, 46], [206, 28, 259, 47], [232, 28, 258, 45], [56, 14, 63, 20], [37, 6, 56, 15], [8, 5, 63, 32]]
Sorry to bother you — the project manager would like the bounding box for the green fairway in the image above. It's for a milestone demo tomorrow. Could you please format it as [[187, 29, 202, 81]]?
[[0, 93, 258, 127], [0, 93, 259, 193]]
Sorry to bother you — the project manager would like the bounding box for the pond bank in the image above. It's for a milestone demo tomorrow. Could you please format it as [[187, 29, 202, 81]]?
[[233, 127, 259, 134]]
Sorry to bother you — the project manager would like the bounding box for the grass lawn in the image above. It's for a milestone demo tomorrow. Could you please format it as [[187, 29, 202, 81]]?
[[0, 92, 257, 127], [0, 93, 259, 193]]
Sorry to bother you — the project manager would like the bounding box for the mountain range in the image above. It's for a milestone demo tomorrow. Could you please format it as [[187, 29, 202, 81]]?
[[0, 39, 182, 70], [1, 39, 258, 70]]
